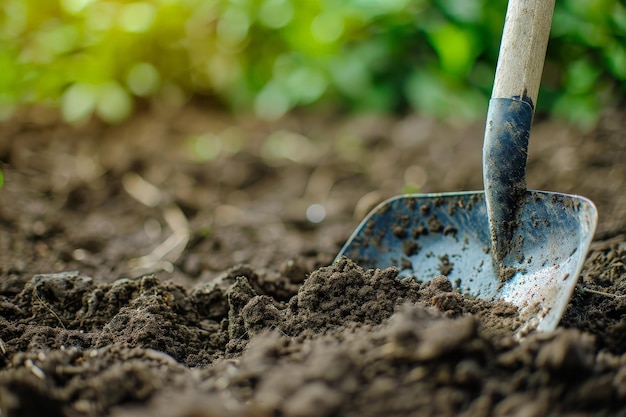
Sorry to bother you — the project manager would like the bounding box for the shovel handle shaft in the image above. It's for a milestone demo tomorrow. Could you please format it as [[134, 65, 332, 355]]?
[[492, 0, 555, 108]]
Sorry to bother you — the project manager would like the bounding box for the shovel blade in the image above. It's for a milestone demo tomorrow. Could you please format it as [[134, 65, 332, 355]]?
[[337, 191, 597, 335]]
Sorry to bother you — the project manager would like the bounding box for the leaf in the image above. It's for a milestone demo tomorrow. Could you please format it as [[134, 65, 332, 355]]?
[[61, 83, 98, 124], [96, 82, 133, 124], [427, 23, 479, 77]]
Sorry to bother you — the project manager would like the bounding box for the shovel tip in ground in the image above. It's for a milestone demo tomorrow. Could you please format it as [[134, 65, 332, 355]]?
[[336, 190, 597, 337]]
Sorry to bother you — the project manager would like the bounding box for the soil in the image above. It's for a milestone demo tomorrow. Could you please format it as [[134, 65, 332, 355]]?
[[0, 104, 625, 417]]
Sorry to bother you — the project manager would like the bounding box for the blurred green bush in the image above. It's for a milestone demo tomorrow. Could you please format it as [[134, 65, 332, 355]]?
[[0, 0, 624, 125]]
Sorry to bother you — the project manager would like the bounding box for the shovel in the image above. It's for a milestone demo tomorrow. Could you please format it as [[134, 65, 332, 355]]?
[[336, 0, 597, 336]]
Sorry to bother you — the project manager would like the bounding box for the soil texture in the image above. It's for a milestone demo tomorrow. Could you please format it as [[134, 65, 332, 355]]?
[[0, 105, 625, 417]]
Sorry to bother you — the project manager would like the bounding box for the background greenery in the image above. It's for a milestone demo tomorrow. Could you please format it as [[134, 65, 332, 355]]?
[[1, 0, 624, 126]]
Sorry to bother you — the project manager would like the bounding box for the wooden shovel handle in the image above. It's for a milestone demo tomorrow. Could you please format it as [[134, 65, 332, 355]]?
[[491, 0, 555, 108]]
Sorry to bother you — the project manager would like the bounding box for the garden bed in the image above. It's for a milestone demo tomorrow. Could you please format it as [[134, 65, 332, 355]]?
[[0, 105, 625, 416]]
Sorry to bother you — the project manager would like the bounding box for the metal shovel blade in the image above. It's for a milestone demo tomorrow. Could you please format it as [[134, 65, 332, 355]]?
[[336, 191, 597, 335]]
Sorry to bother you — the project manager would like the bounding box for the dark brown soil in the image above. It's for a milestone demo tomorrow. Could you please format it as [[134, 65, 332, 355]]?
[[0, 105, 625, 417]]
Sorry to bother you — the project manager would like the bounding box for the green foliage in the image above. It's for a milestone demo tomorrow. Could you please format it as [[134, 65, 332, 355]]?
[[0, 0, 624, 125]]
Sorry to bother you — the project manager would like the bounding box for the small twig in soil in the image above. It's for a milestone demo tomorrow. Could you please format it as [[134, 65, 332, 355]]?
[[34, 291, 67, 329], [122, 172, 162, 207], [123, 172, 191, 273], [128, 204, 190, 273], [269, 324, 294, 339], [0, 338, 6, 355], [25, 359, 46, 380], [577, 285, 626, 299], [589, 233, 626, 251]]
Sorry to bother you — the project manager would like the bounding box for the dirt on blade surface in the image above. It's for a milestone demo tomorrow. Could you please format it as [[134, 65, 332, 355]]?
[[0, 105, 625, 417]]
